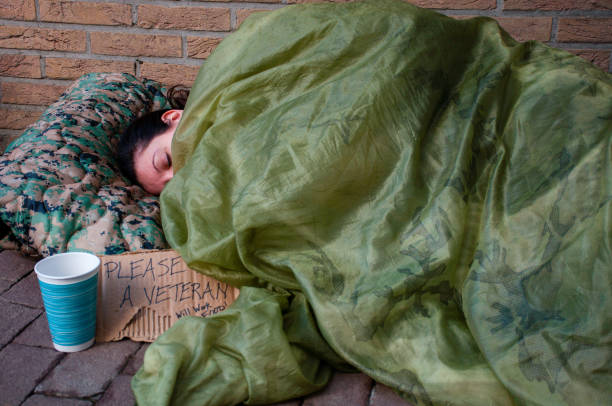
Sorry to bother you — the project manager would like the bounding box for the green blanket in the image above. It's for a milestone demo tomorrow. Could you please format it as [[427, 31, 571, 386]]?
[[132, 1, 612, 405]]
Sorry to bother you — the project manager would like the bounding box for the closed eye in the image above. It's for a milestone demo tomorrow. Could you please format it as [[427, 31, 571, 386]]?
[[165, 152, 172, 168]]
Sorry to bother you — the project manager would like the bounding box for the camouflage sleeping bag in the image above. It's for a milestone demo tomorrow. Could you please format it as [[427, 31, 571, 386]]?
[[0, 73, 170, 256], [132, 1, 612, 405]]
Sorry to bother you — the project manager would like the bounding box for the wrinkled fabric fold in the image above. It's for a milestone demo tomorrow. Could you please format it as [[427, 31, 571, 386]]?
[[132, 287, 344, 405], [133, 0, 612, 405]]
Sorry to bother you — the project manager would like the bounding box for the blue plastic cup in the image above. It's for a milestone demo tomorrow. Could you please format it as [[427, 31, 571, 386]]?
[[34, 252, 100, 352]]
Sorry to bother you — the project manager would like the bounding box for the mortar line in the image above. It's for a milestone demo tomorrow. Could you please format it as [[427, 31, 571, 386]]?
[[230, 8, 237, 31], [19, 344, 67, 405], [40, 54, 46, 79], [0, 18, 231, 37], [550, 16, 559, 44]]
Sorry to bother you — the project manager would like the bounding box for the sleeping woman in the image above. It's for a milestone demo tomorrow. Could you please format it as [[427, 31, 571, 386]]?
[[126, 1, 612, 406], [118, 86, 188, 195]]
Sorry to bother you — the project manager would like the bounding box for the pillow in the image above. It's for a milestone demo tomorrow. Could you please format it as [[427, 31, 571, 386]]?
[[0, 73, 171, 256]]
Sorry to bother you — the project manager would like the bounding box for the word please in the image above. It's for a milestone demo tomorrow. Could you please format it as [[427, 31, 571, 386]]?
[[104, 257, 185, 280]]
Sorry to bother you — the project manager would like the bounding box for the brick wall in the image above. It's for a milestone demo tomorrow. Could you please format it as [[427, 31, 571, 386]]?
[[1, 0, 611, 149]]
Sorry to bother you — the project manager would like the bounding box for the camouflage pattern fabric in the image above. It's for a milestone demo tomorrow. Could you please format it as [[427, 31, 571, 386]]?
[[0, 73, 170, 256]]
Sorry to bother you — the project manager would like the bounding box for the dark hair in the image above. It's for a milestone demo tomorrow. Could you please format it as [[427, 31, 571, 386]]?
[[117, 85, 190, 186], [118, 109, 171, 185], [166, 85, 190, 109]]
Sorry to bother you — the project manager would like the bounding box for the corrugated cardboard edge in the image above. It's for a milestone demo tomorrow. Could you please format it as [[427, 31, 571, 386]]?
[[96, 249, 240, 342], [115, 307, 173, 342]]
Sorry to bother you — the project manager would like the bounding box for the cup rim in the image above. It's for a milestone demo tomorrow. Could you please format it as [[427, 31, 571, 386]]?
[[35, 251, 100, 281]]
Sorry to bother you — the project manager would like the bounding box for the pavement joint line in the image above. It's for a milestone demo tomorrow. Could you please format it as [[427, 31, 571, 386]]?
[[28, 345, 67, 402], [0, 305, 42, 352], [122, 341, 146, 374], [0, 268, 34, 288], [99, 342, 144, 394], [3, 270, 45, 311], [366, 377, 377, 406]]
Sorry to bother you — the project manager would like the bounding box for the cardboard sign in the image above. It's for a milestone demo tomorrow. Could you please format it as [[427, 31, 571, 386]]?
[[96, 249, 239, 342]]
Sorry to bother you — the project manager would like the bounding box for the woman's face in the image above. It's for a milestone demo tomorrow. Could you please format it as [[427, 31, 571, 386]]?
[[134, 109, 183, 195]]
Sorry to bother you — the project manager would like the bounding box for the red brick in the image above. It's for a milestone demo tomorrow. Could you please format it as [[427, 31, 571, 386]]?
[[567, 49, 611, 71], [45, 58, 135, 79], [1, 82, 67, 105], [370, 383, 415, 406], [36, 340, 141, 398], [0, 26, 86, 52], [455, 16, 552, 42], [0, 0, 36, 20], [39, 0, 132, 25], [303, 372, 373, 406], [504, 0, 611, 11], [558, 18, 612, 43], [187, 37, 223, 59], [0, 107, 42, 130], [91, 32, 181, 57], [0, 344, 63, 405], [236, 9, 270, 28], [140, 62, 201, 87], [0, 54, 41, 78], [138, 5, 230, 31], [495, 17, 552, 42], [0, 131, 21, 152]]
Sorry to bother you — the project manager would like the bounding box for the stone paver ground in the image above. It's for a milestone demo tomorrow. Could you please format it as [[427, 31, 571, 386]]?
[[0, 249, 413, 406]]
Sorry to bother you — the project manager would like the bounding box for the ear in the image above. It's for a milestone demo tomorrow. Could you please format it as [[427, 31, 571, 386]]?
[[161, 109, 183, 126]]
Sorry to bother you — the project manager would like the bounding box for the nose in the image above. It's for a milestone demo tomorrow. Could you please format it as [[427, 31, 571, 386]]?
[[161, 169, 174, 185]]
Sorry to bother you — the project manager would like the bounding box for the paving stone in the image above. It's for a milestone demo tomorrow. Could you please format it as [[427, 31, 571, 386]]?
[[36, 340, 141, 398], [0, 299, 42, 348], [0, 250, 37, 282], [303, 372, 372, 406], [21, 394, 92, 406], [2, 271, 44, 308], [14, 312, 54, 349], [0, 343, 64, 406], [0, 277, 11, 294], [97, 374, 135, 406], [370, 382, 415, 406], [122, 342, 149, 375]]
